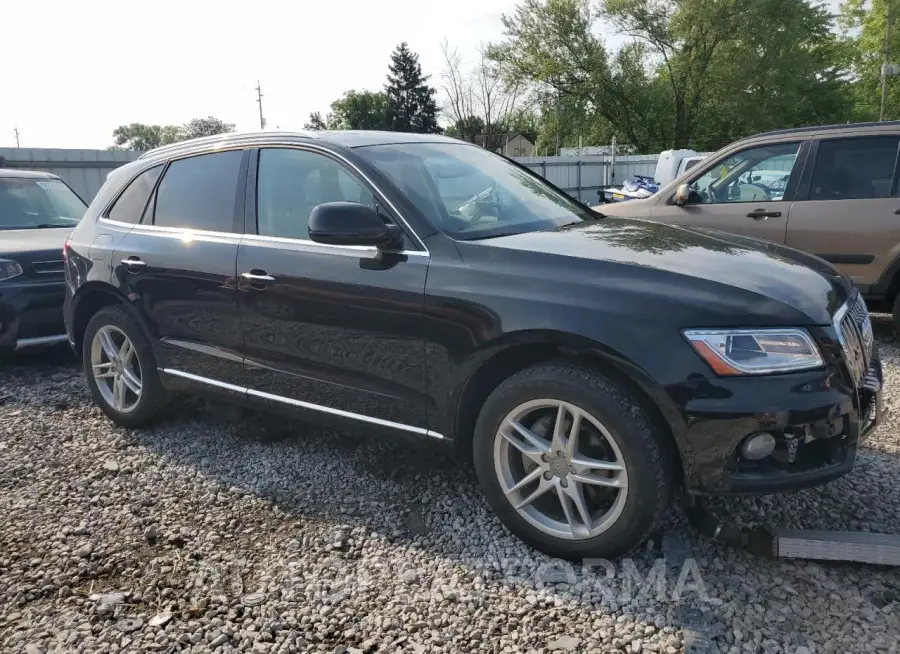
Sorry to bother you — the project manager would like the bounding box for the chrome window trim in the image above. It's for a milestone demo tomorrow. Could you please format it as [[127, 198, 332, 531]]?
[[240, 233, 429, 258], [160, 368, 445, 439], [254, 143, 429, 253], [99, 217, 429, 258]]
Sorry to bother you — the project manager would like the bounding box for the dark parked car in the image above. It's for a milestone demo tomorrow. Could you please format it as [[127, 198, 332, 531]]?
[[63, 131, 884, 559], [1, 170, 87, 352]]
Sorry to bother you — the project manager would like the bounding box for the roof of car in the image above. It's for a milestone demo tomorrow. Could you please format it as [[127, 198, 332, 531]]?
[[0, 169, 60, 180], [137, 130, 464, 163], [743, 120, 900, 141]]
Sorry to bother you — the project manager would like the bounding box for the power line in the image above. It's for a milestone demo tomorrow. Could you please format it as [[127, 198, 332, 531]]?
[[255, 81, 266, 130]]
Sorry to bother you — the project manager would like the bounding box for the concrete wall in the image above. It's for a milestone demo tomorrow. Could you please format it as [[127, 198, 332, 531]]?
[[0, 148, 140, 202]]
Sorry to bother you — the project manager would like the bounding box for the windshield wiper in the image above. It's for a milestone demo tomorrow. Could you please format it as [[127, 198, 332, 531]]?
[[0, 223, 74, 230]]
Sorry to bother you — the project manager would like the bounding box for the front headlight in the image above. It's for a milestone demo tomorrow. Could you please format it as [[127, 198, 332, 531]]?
[[0, 259, 23, 282], [684, 328, 824, 375]]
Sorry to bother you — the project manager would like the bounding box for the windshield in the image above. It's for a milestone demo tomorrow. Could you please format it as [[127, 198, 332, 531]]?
[[0, 178, 87, 230], [355, 142, 597, 240]]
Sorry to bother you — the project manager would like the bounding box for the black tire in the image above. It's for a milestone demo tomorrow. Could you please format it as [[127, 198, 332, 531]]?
[[82, 305, 166, 428], [473, 362, 674, 560]]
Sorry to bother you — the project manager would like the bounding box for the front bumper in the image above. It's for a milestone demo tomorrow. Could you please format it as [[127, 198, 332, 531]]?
[[683, 356, 884, 494], [0, 279, 68, 352]]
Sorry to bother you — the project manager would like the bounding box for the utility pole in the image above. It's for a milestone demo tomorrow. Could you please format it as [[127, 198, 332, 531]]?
[[13, 127, 20, 148], [255, 81, 266, 130], [881, 0, 895, 121]]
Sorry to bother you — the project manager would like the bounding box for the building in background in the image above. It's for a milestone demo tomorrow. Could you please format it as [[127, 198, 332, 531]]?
[[0, 148, 139, 202], [473, 133, 535, 157]]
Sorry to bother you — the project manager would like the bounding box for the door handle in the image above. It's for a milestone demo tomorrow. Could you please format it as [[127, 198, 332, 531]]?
[[240, 271, 275, 282], [746, 209, 782, 220], [120, 256, 146, 268]]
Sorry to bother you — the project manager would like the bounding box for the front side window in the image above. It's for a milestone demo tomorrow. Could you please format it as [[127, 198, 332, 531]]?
[[688, 142, 801, 204], [108, 165, 163, 224], [809, 136, 899, 200], [153, 150, 243, 232], [256, 148, 376, 240], [355, 142, 596, 240], [0, 177, 87, 230]]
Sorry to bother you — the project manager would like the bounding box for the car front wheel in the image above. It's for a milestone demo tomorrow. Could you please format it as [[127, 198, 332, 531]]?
[[473, 362, 674, 560], [82, 306, 165, 428]]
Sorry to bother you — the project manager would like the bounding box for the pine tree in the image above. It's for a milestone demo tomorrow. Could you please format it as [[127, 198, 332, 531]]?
[[385, 43, 441, 134]]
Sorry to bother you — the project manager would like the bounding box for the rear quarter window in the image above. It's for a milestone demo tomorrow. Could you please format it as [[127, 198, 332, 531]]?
[[107, 165, 163, 224]]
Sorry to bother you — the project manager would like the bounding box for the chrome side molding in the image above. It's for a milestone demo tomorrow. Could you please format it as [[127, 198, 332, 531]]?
[[15, 334, 69, 350], [160, 368, 445, 439]]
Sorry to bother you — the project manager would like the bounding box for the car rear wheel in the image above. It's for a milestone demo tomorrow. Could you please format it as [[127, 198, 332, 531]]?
[[82, 306, 165, 428], [473, 362, 674, 560]]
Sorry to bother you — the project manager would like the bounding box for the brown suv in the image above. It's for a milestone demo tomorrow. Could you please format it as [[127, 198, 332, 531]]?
[[597, 121, 900, 332]]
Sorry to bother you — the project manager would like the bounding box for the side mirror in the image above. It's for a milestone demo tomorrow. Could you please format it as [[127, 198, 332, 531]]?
[[308, 202, 402, 249], [673, 183, 691, 206]]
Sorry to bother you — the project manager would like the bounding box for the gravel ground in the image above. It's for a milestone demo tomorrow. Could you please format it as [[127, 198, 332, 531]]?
[[1, 316, 898, 654]]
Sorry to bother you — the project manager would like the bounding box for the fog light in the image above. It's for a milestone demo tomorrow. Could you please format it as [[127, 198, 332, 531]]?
[[741, 432, 776, 460]]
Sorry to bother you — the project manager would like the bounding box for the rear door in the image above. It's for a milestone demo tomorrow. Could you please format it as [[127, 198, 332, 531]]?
[[650, 140, 807, 244], [112, 149, 248, 386], [785, 135, 900, 289], [236, 146, 431, 431]]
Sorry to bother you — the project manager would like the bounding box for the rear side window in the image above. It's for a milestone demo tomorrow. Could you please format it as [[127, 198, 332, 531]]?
[[107, 165, 162, 224], [154, 151, 243, 231], [809, 136, 899, 200]]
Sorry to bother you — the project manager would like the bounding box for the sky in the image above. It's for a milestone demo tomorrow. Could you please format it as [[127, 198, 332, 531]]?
[[3, 0, 846, 151], [2, 0, 521, 149]]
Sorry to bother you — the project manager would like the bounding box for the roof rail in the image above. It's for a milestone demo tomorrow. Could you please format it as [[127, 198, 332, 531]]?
[[743, 120, 900, 141], [137, 130, 320, 160]]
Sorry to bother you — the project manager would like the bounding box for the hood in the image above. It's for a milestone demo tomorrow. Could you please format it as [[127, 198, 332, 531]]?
[[592, 198, 654, 217], [0, 227, 72, 257], [475, 218, 850, 325]]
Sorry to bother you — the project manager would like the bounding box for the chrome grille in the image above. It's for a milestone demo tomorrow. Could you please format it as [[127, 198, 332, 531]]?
[[834, 294, 874, 386]]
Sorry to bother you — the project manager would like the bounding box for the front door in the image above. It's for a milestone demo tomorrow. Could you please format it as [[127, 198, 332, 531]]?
[[113, 149, 248, 386], [651, 140, 807, 244], [236, 147, 430, 431], [785, 135, 900, 289]]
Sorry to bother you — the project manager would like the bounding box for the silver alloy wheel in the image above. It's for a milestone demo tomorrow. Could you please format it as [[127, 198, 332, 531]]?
[[493, 399, 628, 540], [90, 325, 142, 413]]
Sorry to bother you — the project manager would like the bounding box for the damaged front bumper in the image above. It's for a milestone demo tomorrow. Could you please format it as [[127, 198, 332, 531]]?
[[683, 355, 884, 495]]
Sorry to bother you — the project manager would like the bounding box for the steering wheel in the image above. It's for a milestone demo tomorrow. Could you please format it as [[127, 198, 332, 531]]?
[[466, 201, 504, 225]]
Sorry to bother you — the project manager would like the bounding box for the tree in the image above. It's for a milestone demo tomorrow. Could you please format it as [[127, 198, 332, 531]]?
[[838, 0, 898, 121], [180, 116, 235, 140], [489, 0, 850, 152], [110, 117, 234, 151], [440, 40, 526, 148], [109, 123, 181, 151], [304, 111, 328, 130], [328, 90, 391, 130], [385, 43, 442, 133]]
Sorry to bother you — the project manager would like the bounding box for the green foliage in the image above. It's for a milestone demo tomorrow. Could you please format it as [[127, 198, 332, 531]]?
[[385, 43, 442, 133], [303, 111, 328, 131], [180, 117, 235, 140], [490, 0, 853, 152], [110, 117, 233, 151], [839, 0, 899, 121], [328, 90, 391, 130]]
